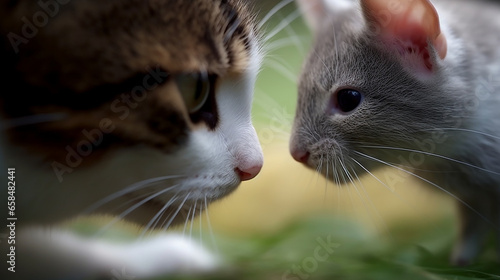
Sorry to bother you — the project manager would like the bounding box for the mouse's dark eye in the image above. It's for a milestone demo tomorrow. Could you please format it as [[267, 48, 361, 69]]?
[[335, 89, 363, 113]]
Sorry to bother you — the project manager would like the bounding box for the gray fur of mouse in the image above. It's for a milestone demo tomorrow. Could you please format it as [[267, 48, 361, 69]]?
[[291, 0, 500, 265]]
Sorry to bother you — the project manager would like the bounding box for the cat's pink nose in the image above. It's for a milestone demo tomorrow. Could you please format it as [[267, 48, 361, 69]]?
[[237, 164, 262, 181], [291, 148, 310, 164]]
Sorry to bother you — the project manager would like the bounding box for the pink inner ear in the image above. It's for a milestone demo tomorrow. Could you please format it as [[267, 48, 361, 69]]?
[[389, 22, 434, 71], [362, 0, 447, 73]]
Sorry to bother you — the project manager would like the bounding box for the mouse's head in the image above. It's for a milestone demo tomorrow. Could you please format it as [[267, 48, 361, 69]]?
[[290, 0, 471, 181]]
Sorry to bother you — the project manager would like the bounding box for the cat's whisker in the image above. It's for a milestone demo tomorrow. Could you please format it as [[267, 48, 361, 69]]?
[[264, 57, 298, 83], [263, 35, 307, 54], [84, 175, 185, 214], [354, 151, 495, 226], [257, 0, 295, 30], [263, 8, 303, 44], [161, 192, 191, 232], [94, 185, 180, 237], [0, 113, 68, 130], [182, 203, 194, 236], [198, 202, 203, 247], [152, 198, 185, 235], [189, 199, 198, 241], [204, 195, 219, 255], [139, 194, 180, 240], [359, 145, 500, 176], [261, 6, 306, 56], [112, 189, 163, 219], [283, 21, 307, 55]]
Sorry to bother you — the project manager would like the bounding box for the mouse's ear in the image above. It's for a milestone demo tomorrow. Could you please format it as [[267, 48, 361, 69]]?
[[296, 0, 356, 32], [361, 0, 447, 73]]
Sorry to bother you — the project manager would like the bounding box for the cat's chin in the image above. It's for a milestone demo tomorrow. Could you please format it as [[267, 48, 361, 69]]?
[[112, 176, 242, 228]]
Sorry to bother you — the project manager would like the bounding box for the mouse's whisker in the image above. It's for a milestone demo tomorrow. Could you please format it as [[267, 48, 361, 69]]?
[[315, 153, 325, 185], [358, 145, 500, 176], [347, 163, 376, 231], [349, 160, 392, 236], [343, 159, 374, 221], [324, 153, 330, 197], [332, 157, 341, 185], [351, 156, 419, 215], [330, 158, 342, 213], [424, 128, 500, 140], [339, 159, 355, 186], [354, 151, 495, 226]]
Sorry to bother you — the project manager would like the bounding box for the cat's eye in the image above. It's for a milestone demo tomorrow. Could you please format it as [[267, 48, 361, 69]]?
[[175, 73, 210, 114], [335, 89, 363, 114]]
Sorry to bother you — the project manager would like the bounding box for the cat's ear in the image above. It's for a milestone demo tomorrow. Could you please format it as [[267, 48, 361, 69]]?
[[361, 0, 447, 72], [296, 0, 356, 31]]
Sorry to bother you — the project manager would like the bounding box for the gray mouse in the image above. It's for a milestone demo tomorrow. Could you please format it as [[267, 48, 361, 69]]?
[[290, 0, 500, 265]]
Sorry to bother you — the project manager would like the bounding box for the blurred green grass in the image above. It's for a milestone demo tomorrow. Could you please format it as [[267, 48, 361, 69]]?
[[69, 214, 499, 280], [175, 216, 500, 280]]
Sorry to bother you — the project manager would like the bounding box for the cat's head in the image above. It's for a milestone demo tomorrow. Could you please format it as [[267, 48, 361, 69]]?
[[0, 0, 263, 226], [290, 0, 471, 182]]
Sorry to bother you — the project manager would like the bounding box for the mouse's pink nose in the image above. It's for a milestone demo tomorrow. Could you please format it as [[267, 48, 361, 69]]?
[[291, 148, 310, 164], [237, 164, 262, 181]]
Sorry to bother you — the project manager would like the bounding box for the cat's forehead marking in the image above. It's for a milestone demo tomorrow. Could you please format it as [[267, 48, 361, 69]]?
[[0, 0, 257, 164], [1, 0, 255, 92]]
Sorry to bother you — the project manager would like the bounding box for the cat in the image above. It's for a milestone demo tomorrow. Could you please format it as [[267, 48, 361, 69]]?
[[291, 0, 500, 265], [0, 0, 263, 279]]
